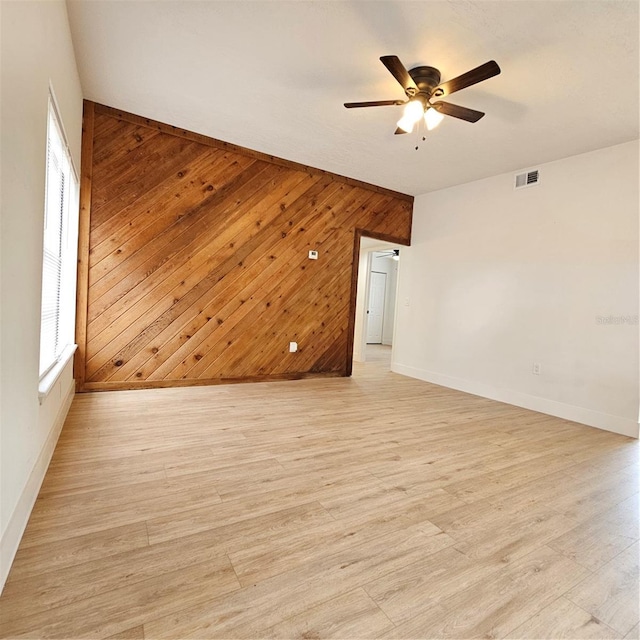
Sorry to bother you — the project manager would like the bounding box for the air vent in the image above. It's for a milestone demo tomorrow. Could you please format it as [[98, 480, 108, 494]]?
[[515, 169, 540, 190]]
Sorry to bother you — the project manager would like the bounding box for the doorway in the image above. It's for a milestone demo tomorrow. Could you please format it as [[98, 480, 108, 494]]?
[[366, 271, 386, 344], [352, 237, 401, 365]]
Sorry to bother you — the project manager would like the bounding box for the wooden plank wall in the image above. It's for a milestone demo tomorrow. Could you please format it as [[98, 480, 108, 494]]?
[[75, 101, 413, 391]]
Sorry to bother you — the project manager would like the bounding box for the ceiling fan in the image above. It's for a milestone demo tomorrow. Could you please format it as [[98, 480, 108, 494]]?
[[344, 56, 501, 135], [376, 249, 400, 261]]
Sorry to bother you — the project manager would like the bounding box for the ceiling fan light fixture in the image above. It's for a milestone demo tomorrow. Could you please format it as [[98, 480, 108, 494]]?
[[424, 107, 445, 130], [396, 115, 414, 133], [397, 99, 424, 133], [404, 99, 425, 121]]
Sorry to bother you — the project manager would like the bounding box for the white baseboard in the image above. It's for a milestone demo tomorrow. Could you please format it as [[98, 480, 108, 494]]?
[[391, 363, 639, 439], [0, 377, 75, 593]]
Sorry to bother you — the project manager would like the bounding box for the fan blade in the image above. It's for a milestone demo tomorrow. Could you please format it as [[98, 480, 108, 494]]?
[[394, 127, 408, 135], [380, 55, 418, 94], [434, 61, 500, 97], [344, 100, 405, 109], [432, 101, 485, 123]]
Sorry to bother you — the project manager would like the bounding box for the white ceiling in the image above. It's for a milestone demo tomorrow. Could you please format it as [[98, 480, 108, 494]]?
[[361, 236, 400, 252], [67, 0, 639, 196]]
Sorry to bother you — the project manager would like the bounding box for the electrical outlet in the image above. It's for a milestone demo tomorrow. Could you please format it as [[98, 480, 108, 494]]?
[[532, 362, 541, 375], [289, 342, 298, 353], [308, 250, 318, 260]]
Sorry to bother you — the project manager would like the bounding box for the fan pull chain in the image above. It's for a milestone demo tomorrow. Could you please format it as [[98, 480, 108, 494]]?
[[414, 117, 427, 151]]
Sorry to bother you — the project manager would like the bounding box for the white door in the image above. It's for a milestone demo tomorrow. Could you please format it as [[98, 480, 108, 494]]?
[[366, 271, 386, 343]]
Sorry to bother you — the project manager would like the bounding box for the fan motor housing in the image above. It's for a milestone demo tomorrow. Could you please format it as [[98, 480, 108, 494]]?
[[408, 66, 442, 99]]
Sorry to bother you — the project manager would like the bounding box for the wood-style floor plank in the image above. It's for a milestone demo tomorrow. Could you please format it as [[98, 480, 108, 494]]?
[[5, 522, 149, 582], [144, 525, 451, 639], [548, 495, 638, 571], [104, 627, 145, 640], [382, 545, 590, 639], [504, 597, 622, 639], [0, 529, 232, 622], [0, 555, 239, 639], [261, 588, 395, 639], [565, 543, 640, 636], [0, 346, 637, 639]]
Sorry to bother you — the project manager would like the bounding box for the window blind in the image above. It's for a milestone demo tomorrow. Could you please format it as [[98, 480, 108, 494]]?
[[39, 107, 71, 377]]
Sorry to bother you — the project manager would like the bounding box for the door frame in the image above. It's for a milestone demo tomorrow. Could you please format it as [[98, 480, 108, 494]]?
[[345, 229, 409, 376]]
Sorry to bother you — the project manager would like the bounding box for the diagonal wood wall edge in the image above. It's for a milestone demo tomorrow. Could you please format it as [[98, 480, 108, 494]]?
[[75, 100, 413, 391]]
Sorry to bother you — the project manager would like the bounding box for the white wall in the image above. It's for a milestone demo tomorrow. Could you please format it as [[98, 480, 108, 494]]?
[[393, 141, 639, 438], [0, 0, 83, 591]]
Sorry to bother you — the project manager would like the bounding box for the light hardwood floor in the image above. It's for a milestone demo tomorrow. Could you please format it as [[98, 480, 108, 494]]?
[[1, 345, 638, 639]]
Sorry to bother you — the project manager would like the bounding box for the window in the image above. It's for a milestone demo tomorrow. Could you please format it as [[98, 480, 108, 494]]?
[[39, 97, 79, 381]]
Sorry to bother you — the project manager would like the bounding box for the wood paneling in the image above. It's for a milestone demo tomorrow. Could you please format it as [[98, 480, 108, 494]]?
[[76, 101, 413, 391]]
